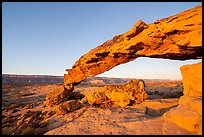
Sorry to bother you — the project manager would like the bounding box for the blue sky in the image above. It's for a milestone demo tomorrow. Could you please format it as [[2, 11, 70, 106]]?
[[2, 2, 202, 80]]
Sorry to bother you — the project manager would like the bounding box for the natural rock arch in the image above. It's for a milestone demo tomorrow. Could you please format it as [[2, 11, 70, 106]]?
[[61, 4, 202, 134], [64, 4, 202, 89], [46, 5, 202, 134]]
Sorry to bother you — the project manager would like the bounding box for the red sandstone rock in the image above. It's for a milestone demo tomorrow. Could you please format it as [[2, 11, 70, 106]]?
[[84, 79, 148, 107], [45, 85, 73, 108], [180, 62, 202, 97], [85, 91, 108, 106], [61, 5, 202, 134], [55, 100, 81, 115], [163, 62, 202, 135], [45, 85, 84, 108]]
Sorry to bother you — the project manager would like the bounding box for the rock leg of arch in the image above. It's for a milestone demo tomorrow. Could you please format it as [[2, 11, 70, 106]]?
[[163, 62, 202, 134]]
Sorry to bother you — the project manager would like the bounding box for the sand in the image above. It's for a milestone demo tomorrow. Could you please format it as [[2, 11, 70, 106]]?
[[2, 82, 195, 135]]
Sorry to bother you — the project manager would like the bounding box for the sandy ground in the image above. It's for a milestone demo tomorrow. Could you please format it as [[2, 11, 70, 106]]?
[[2, 82, 195, 135], [44, 103, 194, 135]]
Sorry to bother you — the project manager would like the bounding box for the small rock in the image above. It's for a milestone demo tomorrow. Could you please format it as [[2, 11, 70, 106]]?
[[80, 96, 88, 104], [145, 107, 164, 117], [55, 104, 68, 115], [55, 100, 81, 115], [2, 116, 13, 124], [47, 111, 55, 117], [24, 116, 34, 124], [24, 103, 34, 109], [2, 122, 10, 128], [9, 103, 19, 109], [11, 109, 18, 113]]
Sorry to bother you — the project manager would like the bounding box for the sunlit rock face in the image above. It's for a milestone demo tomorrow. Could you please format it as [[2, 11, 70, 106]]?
[[64, 4, 202, 89], [180, 62, 202, 97], [163, 62, 202, 135], [82, 79, 148, 107], [45, 86, 71, 108], [45, 85, 84, 114]]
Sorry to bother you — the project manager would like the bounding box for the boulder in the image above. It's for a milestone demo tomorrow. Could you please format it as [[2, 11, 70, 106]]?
[[84, 79, 148, 107], [45, 85, 73, 108], [85, 91, 108, 106], [163, 105, 201, 133], [105, 79, 148, 106], [55, 100, 81, 115]]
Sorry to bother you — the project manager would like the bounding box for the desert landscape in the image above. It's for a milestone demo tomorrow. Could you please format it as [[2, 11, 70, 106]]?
[[2, 4, 202, 135], [2, 75, 190, 135]]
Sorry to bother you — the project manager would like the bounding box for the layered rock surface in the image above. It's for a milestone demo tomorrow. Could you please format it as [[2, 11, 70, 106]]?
[[64, 4, 202, 88], [82, 79, 148, 107], [55, 100, 81, 115], [163, 62, 202, 135], [45, 85, 84, 115]]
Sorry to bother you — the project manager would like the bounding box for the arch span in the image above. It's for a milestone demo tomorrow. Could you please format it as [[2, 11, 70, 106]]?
[[64, 4, 202, 89]]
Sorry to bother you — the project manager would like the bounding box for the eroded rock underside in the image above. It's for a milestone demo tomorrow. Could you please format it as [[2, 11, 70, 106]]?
[[64, 4, 202, 88]]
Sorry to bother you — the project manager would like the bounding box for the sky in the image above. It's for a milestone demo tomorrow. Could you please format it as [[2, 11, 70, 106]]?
[[2, 2, 202, 80]]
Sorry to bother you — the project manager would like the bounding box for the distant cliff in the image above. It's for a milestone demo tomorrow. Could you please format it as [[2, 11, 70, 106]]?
[[2, 74, 64, 85], [2, 74, 176, 85]]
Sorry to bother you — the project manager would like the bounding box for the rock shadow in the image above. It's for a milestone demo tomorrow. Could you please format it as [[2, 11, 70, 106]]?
[[145, 104, 179, 117]]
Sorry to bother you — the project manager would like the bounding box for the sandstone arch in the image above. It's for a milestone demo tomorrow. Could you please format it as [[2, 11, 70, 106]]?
[[64, 4, 202, 88], [62, 4, 202, 134]]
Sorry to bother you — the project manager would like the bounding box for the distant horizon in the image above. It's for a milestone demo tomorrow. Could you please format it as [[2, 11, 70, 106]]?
[[2, 73, 183, 81]]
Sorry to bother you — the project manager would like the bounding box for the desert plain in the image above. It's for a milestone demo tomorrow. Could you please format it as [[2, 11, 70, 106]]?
[[2, 75, 195, 135]]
